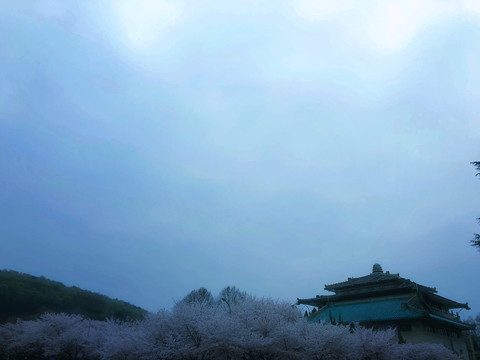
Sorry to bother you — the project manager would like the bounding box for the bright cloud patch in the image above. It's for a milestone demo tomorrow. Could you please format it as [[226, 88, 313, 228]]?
[[113, 0, 185, 48], [361, 1, 448, 52], [291, 0, 355, 20], [291, 0, 478, 53]]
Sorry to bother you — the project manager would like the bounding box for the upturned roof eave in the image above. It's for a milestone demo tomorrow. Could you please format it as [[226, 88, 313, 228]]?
[[324, 274, 437, 294], [421, 291, 470, 310], [297, 287, 415, 307], [297, 297, 322, 306], [426, 314, 476, 330]]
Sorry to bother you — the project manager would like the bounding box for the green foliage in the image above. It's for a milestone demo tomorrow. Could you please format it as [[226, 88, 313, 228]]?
[[0, 269, 147, 323]]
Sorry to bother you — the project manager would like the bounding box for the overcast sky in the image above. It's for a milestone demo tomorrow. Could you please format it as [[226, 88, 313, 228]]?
[[1, 0, 479, 317]]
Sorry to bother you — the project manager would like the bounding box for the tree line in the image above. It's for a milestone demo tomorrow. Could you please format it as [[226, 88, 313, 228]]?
[[0, 286, 461, 360]]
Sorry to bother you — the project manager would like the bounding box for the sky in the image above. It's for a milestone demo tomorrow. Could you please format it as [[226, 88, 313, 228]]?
[[0, 0, 479, 317]]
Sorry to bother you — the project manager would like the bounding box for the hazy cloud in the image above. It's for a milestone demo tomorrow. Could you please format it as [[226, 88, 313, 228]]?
[[0, 1, 479, 314]]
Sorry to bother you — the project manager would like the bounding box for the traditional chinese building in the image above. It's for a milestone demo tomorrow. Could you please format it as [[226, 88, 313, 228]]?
[[297, 264, 476, 359]]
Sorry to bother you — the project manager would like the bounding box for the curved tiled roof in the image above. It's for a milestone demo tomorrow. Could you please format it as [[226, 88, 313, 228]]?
[[324, 272, 438, 294], [324, 273, 403, 291]]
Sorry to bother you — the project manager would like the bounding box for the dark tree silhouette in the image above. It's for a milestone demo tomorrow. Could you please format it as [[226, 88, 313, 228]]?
[[178, 287, 214, 306], [471, 161, 480, 249], [218, 286, 248, 305]]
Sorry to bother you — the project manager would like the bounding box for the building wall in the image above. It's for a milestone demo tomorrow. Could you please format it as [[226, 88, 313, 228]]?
[[396, 320, 471, 360]]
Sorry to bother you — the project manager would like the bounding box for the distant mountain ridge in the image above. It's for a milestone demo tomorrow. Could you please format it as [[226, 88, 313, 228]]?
[[0, 269, 147, 323]]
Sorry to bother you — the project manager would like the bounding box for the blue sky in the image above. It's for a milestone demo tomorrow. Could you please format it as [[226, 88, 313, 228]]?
[[1, 0, 479, 316]]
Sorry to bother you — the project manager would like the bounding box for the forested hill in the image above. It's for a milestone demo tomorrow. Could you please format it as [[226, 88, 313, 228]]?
[[0, 269, 147, 323]]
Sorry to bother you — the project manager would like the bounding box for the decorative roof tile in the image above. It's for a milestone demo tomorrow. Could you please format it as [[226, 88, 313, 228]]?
[[324, 272, 403, 292]]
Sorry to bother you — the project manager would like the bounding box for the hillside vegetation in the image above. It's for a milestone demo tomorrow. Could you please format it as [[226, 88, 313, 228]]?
[[0, 270, 147, 323]]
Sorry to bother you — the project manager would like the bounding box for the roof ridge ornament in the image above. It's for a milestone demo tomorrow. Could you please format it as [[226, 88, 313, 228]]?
[[372, 263, 383, 274]]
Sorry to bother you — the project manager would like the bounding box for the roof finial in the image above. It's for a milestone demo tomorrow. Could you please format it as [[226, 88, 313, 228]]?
[[372, 263, 383, 274]]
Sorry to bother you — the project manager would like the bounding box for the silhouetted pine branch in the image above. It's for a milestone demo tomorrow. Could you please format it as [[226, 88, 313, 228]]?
[[471, 162, 480, 249]]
